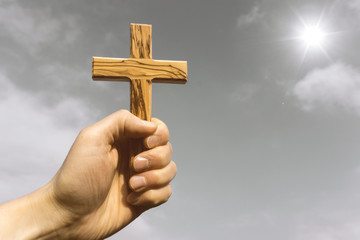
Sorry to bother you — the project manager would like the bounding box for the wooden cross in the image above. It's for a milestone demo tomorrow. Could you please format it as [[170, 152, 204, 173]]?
[[92, 23, 187, 121], [92, 23, 187, 177]]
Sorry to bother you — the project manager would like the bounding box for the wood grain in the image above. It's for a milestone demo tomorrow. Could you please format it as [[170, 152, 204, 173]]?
[[130, 79, 152, 121], [130, 24, 152, 59], [128, 24, 152, 178], [92, 57, 187, 83]]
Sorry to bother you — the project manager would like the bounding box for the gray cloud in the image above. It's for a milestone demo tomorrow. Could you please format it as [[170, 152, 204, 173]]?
[[348, 0, 360, 12], [0, 1, 79, 55], [0, 0, 132, 121], [0, 69, 84, 201], [0, 66, 95, 129], [293, 61, 360, 115], [237, 4, 264, 28]]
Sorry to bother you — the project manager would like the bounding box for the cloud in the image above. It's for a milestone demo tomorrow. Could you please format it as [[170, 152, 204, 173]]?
[[293, 61, 360, 115], [0, 1, 79, 55], [237, 4, 264, 28], [348, 0, 360, 12], [0, 69, 93, 202]]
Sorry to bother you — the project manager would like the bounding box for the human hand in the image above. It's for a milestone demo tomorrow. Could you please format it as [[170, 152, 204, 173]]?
[[0, 110, 176, 240], [50, 110, 176, 239]]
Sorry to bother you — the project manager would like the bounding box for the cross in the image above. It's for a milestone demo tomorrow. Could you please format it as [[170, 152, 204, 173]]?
[[92, 23, 187, 176], [92, 23, 187, 120]]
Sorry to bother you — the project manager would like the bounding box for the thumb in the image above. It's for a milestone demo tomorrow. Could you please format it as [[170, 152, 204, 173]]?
[[94, 110, 157, 142]]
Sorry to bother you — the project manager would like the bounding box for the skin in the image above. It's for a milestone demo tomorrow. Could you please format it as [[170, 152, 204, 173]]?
[[0, 110, 176, 240]]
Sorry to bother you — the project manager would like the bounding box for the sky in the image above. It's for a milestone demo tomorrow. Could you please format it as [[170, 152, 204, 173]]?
[[1, 0, 360, 239]]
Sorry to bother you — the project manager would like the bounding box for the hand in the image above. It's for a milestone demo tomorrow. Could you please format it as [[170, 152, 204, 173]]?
[[0, 110, 176, 240]]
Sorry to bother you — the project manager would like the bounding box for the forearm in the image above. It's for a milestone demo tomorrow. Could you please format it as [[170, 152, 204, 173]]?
[[0, 183, 73, 240]]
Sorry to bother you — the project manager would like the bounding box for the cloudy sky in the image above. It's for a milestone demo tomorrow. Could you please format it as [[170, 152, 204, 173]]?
[[1, 0, 360, 239]]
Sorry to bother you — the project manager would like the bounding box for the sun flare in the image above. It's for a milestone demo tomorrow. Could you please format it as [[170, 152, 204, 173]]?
[[300, 25, 326, 48], [293, 14, 333, 62]]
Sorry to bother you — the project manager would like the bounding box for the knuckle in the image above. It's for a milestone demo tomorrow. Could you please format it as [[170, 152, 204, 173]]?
[[78, 126, 97, 140], [151, 170, 162, 184], [144, 186, 173, 206], [159, 185, 172, 205], [122, 112, 133, 137], [118, 109, 130, 115], [78, 127, 89, 138], [163, 126, 170, 142], [146, 189, 156, 204], [157, 149, 168, 165], [168, 142, 173, 155], [171, 161, 177, 175], [167, 185, 173, 200], [160, 143, 172, 164], [79, 126, 90, 136], [151, 117, 160, 123], [158, 123, 169, 141]]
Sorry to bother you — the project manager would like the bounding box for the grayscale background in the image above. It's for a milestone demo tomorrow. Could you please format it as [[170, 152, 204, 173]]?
[[1, 0, 360, 239]]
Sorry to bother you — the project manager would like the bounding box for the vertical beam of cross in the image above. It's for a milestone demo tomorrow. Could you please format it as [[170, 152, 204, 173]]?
[[129, 24, 152, 121]]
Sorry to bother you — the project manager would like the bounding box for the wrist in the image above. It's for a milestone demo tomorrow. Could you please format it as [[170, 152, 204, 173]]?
[[0, 182, 76, 240]]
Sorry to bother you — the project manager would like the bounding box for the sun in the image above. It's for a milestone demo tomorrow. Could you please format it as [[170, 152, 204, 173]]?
[[300, 25, 326, 48], [293, 15, 333, 62]]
